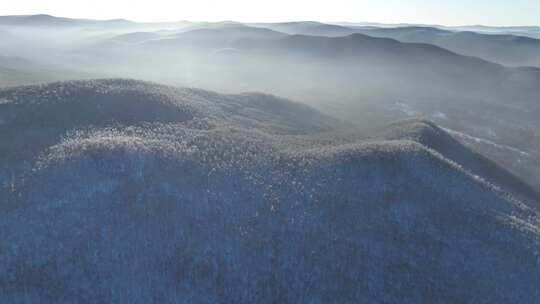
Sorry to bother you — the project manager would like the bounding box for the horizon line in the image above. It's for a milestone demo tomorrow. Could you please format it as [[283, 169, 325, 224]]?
[[1, 13, 539, 28]]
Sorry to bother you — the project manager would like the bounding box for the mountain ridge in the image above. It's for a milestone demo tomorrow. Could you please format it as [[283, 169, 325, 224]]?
[[0, 80, 539, 303]]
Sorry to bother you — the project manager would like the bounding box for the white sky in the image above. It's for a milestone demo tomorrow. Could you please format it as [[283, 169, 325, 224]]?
[[1, 0, 539, 26]]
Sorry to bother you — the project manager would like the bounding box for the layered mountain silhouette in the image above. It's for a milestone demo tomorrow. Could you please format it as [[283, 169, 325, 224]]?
[[351, 26, 540, 67], [3, 14, 539, 66], [250, 22, 540, 67], [1, 79, 539, 303]]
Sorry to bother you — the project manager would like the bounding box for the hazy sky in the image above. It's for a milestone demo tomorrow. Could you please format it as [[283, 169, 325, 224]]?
[[1, 0, 539, 26]]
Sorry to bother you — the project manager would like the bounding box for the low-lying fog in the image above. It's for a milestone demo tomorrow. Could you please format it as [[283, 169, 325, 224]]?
[[1, 15, 540, 191]]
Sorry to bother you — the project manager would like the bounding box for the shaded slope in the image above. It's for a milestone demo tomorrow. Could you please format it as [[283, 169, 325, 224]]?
[[234, 33, 500, 71], [380, 119, 540, 202], [252, 22, 540, 66]]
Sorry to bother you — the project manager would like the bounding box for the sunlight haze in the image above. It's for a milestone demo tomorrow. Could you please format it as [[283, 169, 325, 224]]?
[[1, 0, 539, 26]]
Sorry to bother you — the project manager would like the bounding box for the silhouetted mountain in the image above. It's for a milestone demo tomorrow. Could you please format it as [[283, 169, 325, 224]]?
[[0, 14, 134, 27], [234, 32, 495, 66], [354, 27, 540, 67], [0, 79, 539, 303], [249, 22, 540, 67], [144, 26, 286, 49], [451, 25, 540, 38], [333, 22, 540, 39], [0, 14, 74, 26], [251, 21, 358, 37], [229, 33, 516, 98]]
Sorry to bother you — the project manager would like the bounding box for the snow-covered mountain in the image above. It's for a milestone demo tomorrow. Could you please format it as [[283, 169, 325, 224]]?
[[1, 79, 539, 303]]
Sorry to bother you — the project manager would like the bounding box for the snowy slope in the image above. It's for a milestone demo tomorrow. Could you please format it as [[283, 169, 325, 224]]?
[[0, 79, 539, 303]]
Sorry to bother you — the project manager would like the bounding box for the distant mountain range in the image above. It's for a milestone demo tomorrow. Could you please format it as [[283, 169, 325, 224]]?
[[247, 22, 540, 67], [350, 26, 540, 67], [0, 14, 134, 27], [2, 15, 539, 66]]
